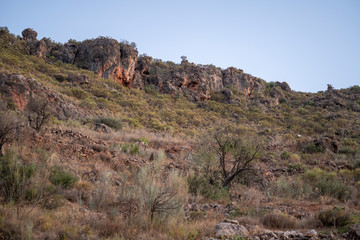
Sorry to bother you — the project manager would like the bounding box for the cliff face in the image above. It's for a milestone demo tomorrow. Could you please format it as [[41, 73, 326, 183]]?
[[21, 28, 287, 101], [138, 59, 267, 101], [73, 38, 138, 86]]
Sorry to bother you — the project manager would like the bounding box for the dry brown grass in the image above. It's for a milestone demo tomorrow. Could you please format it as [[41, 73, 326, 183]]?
[[62, 123, 188, 147], [165, 218, 219, 240], [237, 215, 261, 226], [295, 216, 321, 229], [261, 211, 297, 229], [240, 187, 263, 211]]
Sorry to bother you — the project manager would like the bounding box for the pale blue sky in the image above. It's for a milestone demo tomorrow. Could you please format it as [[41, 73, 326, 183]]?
[[1, 0, 359, 92]]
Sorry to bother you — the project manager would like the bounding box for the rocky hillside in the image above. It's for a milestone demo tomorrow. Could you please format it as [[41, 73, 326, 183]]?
[[0, 27, 360, 240]]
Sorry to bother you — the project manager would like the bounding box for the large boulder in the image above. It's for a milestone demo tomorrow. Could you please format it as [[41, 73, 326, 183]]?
[[222, 67, 265, 96], [275, 81, 291, 92], [22, 28, 37, 41], [214, 220, 249, 239], [22, 28, 38, 55], [73, 37, 138, 86]]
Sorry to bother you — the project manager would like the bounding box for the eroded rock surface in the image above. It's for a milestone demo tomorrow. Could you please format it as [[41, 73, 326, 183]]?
[[20, 29, 272, 102], [0, 72, 89, 119]]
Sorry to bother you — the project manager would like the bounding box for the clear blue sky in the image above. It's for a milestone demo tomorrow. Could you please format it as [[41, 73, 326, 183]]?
[[1, 0, 359, 92]]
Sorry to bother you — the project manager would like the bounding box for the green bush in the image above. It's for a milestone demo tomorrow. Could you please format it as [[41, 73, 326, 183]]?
[[269, 175, 310, 199], [80, 98, 96, 109], [304, 143, 324, 153], [270, 168, 351, 201], [304, 168, 350, 201], [43, 194, 66, 209], [0, 151, 37, 202], [187, 174, 230, 201], [129, 144, 139, 155], [49, 167, 79, 188], [96, 117, 122, 130], [121, 143, 130, 153], [338, 146, 358, 156], [121, 143, 139, 155], [287, 162, 305, 171], [280, 151, 291, 160], [70, 87, 89, 100], [138, 137, 149, 146], [317, 207, 350, 227], [85, 117, 123, 130]]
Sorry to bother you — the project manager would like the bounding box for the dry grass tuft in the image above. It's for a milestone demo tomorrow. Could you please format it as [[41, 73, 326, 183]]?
[[261, 211, 297, 229], [237, 215, 261, 226]]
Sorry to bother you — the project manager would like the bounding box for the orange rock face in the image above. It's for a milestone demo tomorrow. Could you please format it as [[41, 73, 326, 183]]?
[[21, 29, 278, 102], [72, 38, 138, 87]]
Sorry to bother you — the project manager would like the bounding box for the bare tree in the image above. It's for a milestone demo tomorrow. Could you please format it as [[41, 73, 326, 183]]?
[[26, 97, 51, 132], [0, 110, 24, 156], [196, 127, 262, 188]]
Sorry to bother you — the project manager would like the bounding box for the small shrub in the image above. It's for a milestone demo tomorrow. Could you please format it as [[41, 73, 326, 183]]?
[[317, 207, 351, 227], [288, 162, 305, 171], [49, 167, 79, 188], [96, 217, 123, 237], [122, 143, 130, 153], [26, 97, 52, 132], [118, 159, 188, 224], [269, 175, 309, 199], [99, 152, 111, 162], [304, 143, 324, 154], [129, 144, 139, 155], [304, 168, 351, 201], [86, 117, 123, 131], [187, 174, 230, 201], [97, 117, 122, 130], [127, 118, 142, 128], [80, 98, 96, 109], [70, 87, 89, 100], [91, 144, 107, 152], [338, 146, 358, 156], [138, 137, 149, 146], [121, 143, 139, 155], [43, 194, 65, 209], [280, 151, 291, 160], [339, 138, 358, 156], [262, 212, 297, 229], [0, 151, 37, 202]]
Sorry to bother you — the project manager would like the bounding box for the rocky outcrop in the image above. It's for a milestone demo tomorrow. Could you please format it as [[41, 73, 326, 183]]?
[[22, 28, 38, 55], [21, 28, 78, 63], [214, 220, 249, 239], [73, 38, 138, 86], [20, 28, 280, 101], [139, 61, 266, 101], [0, 72, 89, 120], [209, 221, 336, 240], [312, 86, 360, 112], [222, 67, 264, 96]]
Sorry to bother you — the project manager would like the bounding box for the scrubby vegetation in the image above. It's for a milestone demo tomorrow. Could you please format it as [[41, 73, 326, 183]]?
[[0, 27, 359, 239]]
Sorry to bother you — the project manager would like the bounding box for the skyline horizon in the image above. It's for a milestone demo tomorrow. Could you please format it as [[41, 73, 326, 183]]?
[[1, 0, 359, 93], [4, 26, 359, 93]]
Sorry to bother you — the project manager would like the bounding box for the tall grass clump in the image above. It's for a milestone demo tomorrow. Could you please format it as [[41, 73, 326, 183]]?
[[118, 150, 188, 227]]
